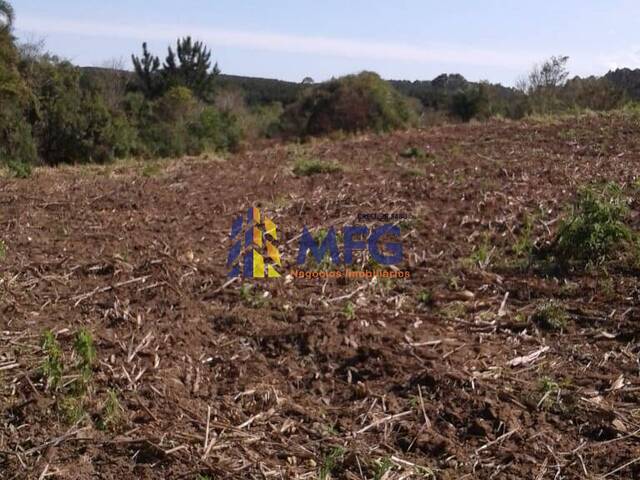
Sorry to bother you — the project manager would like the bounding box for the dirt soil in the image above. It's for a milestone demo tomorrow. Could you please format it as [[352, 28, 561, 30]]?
[[2, 113, 640, 479]]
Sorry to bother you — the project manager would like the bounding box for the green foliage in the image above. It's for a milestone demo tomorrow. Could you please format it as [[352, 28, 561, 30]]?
[[469, 239, 492, 269], [539, 376, 560, 394], [74, 328, 96, 390], [283, 72, 415, 137], [131, 37, 219, 100], [532, 301, 568, 331], [239, 283, 266, 309], [136, 86, 241, 157], [0, 239, 5, 260], [292, 157, 343, 176], [58, 396, 85, 424], [417, 289, 433, 306], [27, 58, 134, 164], [343, 302, 356, 320], [519, 56, 571, 114], [131, 42, 163, 98], [548, 183, 636, 268], [513, 214, 535, 257], [0, 24, 38, 169], [0, 105, 37, 170], [318, 447, 345, 480], [41, 330, 63, 390], [97, 389, 124, 431], [195, 107, 242, 151], [6, 157, 32, 178], [373, 457, 395, 480], [449, 85, 490, 121], [399, 146, 435, 162]]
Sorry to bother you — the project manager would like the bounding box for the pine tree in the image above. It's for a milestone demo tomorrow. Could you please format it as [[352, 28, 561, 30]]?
[[131, 42, 164, 98], [163, 36, 219, 100]]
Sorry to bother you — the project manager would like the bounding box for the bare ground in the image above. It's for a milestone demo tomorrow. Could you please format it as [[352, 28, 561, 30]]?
[[2, 113, 640, 479]]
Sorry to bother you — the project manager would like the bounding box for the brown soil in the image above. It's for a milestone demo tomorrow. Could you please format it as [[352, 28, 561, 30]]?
[[2, 113, 640, 479]]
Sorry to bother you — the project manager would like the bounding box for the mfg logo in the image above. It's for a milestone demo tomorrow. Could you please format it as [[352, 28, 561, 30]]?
[[227, 207, 403, 279], [296, 225, 402, 266]]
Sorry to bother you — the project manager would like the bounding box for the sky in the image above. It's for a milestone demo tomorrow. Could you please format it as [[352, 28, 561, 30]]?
[[11, 0, 640, 85]]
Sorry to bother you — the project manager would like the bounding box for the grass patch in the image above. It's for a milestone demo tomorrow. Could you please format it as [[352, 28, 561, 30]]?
[[0, 240, 6, 261], [58, 396, 86, 425], [318, 446, 345, 480], [417, 289, 433, 306], [293, 157, 343, 176], [343, 302, 356, 320], [97, 389, 124, 431], [7, 159, 32, 179], [141, 162, 163, 177], [532, 301, 568, 331]]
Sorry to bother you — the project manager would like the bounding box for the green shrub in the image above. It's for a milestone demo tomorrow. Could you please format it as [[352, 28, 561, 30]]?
[[195, 107, 241, 151], [74, 328, 96, 392], [138, 86, 242, 157], [547, 183, 637, 268], [282, 71, 415, 137], [27, 59, 131, 164], [449, 85, 489, 121], [41, 330, 63, 390], [0, 29, 38, 169]]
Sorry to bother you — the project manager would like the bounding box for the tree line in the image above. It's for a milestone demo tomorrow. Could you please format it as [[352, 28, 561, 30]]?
[[1, 0, 639, 176]]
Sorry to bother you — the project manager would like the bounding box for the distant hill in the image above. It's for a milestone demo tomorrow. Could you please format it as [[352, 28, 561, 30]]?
[[80, 66, 640, 108], [217, 74, 302, 106]]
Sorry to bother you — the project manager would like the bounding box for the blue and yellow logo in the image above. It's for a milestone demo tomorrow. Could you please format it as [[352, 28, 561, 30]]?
[[227, 207, 282, 278]]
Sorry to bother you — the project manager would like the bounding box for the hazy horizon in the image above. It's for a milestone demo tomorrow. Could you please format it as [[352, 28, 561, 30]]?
[[11, 0, 640, 86]]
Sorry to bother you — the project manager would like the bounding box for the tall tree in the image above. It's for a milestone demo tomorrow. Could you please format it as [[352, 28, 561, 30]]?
[[131, 42, 163, 98], [0, 0, 14, 32], [163, 36, 219, 99]]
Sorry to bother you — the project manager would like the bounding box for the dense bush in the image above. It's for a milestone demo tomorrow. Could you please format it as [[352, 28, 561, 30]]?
[[24, 59, 132, 164], [561, 77, 625, 111], [449, 85, 489, 121], [281, 72, 416, 137], [0, 26, 37, 170], [134, 86, 241, 158], [543, 183, 638, 268]]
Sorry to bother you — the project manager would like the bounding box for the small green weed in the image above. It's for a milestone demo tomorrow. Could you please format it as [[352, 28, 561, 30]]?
[[373, 457, 394, 480], [343, 302, 356, 320], [513, 214, 535, 257], [417, 289, 433, 306], [97, 389, 124, 431], [239, 283, 267, 308], [74, 329, 96, 391], [532, 301, 568, 331], [58, 396, 85, 424], [318, 446, 345, 480], [41, 330, 63, 390]]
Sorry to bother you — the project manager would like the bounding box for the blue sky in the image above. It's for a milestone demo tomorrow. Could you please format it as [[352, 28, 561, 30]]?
[[11, 0, 640, 85]]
